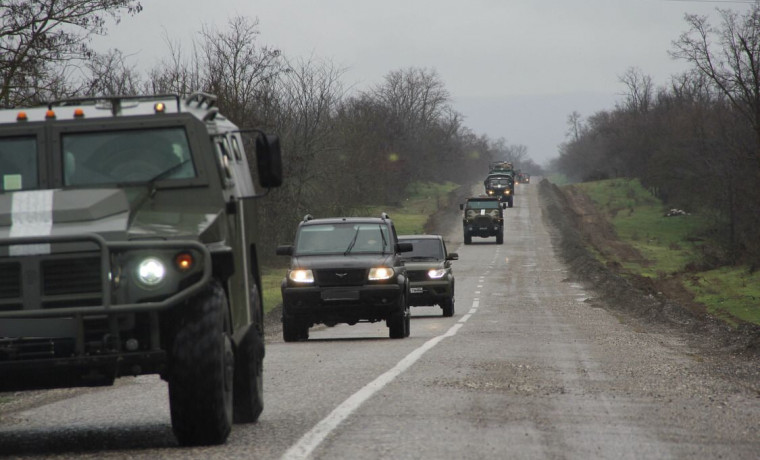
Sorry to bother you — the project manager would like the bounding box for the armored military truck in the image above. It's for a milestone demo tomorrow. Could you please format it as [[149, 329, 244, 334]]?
[[460, 196, 506, 244], [484, 173, 514, 207], [0, 92, 282, 446]]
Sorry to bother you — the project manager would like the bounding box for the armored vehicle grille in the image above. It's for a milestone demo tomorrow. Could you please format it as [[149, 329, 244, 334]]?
[[315, 269, 366, 287], [473, 215, 495, 226], [42, 257, 102, 296], [0, 262, 22, 300]]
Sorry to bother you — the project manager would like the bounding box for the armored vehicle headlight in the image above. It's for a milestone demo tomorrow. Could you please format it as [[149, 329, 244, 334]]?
[[289, 269, 314, 283], [369, 267, 394, 281], [427, 268, 447, 279], [137, 257, 167, 287]]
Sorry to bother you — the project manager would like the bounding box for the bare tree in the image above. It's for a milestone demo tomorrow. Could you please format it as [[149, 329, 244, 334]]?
[[671, 7, 760, 151], [0, 0, 142, 106], [199, 16, 284, 125], [619, 67, 653, 113]]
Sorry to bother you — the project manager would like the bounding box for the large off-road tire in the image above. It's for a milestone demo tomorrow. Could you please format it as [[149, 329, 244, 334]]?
[[233, 326, 264, 423], [282, 316, 309, 342], [233, 282, 265, 423], [441, 296, 455, 317], [464, 232, 472, 245], [168, 279, 233, 446], [508, 196, 514, 208], [496, 231, 504, 244]]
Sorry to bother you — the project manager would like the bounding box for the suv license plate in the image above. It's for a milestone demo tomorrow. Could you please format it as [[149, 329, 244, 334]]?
[[410, 287, 423, 294], [321, 289, 360, 301]]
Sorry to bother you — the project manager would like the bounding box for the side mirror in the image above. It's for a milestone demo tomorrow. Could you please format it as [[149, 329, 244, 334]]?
[[256, 133, 283, 188], [447, 252, 458, 261], [276, 244, 294, 256], [397, 242, 413, 253]]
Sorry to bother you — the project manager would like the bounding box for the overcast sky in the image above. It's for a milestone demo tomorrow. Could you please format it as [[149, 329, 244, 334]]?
[[98, 0, 754, 165]]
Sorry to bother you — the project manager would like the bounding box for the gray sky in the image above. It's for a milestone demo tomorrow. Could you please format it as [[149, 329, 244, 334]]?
[[98, 0, 754, 165]]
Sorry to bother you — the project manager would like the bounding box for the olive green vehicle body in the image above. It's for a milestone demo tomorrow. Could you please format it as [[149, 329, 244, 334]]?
[[0, 93, 282, 445]]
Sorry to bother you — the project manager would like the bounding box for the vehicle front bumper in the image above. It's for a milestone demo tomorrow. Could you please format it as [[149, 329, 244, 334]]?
[[282, 283, 403, 325], [407, 279, 452, 306]]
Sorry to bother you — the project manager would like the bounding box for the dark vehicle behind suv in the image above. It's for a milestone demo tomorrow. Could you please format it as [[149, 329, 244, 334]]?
[[276, 214, 413, 341], [0, 93, 282, 446], [398, 235, 457, 317]]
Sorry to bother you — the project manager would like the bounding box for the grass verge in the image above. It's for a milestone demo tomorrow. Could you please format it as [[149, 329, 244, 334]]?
[[567, 178, 760, 326]]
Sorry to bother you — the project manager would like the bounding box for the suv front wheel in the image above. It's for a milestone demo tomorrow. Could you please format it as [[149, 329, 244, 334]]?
[[388, 293, 410, 339]]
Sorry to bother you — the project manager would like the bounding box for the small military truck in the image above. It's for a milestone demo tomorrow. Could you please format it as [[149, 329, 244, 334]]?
[[0, 92, 282, 446], [460, 197, 506, 244], [276, 214, 413, 341]]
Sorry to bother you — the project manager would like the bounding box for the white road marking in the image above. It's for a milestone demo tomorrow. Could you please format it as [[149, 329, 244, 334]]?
[[281, 299, 478, 460]]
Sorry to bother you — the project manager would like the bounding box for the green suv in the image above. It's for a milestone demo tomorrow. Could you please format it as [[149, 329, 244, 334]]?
[[276, 214, 413, 341], [398, 235, 457, 317], [0, 93, 282, 446]]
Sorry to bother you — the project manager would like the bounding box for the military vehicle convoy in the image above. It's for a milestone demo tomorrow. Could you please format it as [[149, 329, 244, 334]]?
[[460, 196, 506, 244], [0, 92, 282, 446], [485, 161, 515, 207]]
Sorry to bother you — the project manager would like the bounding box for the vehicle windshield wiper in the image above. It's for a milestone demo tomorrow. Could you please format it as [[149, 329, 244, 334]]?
[[344, 228, 360, 255], [146, 159, 191, 196], [379, 226, 388, 254]]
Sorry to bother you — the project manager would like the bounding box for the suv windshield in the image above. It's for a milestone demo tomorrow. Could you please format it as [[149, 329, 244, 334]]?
[[63, 127, 196, 186], [0, 136, 37, 192], [400, 239, 443, 260], [296, 222, 390, 255]]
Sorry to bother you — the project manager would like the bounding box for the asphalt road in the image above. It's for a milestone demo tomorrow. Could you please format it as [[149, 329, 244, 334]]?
[[1, 183, 759, 459]]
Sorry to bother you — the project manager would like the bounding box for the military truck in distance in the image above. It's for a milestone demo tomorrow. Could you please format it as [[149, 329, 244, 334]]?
[[460, 197, 506, 244], [484, 173, 514, 207], [0, 93, 282, 446]]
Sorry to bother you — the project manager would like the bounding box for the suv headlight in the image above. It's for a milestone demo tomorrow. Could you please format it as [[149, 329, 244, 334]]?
[[136, 257, 166, 287], [289, 269, 314, 283], [368, 267, 394, 281], [427, 268, 446, 279]]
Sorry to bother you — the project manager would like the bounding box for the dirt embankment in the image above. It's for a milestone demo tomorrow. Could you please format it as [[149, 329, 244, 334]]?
[[537, 179, 760, 361]]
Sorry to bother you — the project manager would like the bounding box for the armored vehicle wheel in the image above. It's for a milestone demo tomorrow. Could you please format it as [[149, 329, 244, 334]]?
[[496, 231, 504, 244], [168, 279, 233, 446], [233, 327, 264, 423], [508, 197, 514, 208], [441, 297, 455, 317], [464, 232, 472, 245], [233, 283, 265, 423], [283, 316, 309, 342]]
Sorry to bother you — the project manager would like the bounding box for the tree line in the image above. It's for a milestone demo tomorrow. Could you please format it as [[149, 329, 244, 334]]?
[[1, 1, 544, 264], [551, 5, 760, 269]]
